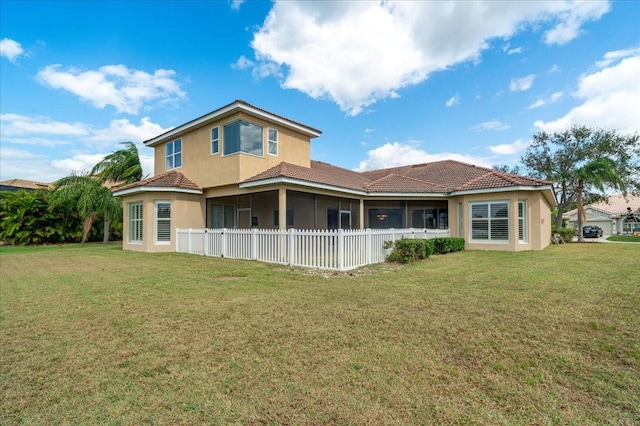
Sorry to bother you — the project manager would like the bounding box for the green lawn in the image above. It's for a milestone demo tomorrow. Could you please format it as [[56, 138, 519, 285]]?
[[607, 235, 640, 243], [1, 243, 638, 425]]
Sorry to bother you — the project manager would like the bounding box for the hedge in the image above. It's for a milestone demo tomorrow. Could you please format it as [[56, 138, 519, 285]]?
[[385, 237, 465, 263]]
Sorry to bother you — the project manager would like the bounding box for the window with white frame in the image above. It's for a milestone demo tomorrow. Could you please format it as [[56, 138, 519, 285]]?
[[165, 139, 182, 169], [518, 200, 527, 242], [211, 127, 219, 155], [129, 202, 143, 243], [223, 120, 263, 157], [268, 128, 278, 156], [471, 201, 509, 241], [155, 201, 171, 243]]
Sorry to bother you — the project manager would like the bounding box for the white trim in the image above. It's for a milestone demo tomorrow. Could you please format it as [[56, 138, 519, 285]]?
[[211, 126, 219, 155], [241, 176, 449, 198], [242, 177, 552, 200], [165, 138, 183, 171], [154, 200, 172, 245], [113, 186, 202, 197], [451, 185, 553, 196], [469, 200, 510, 243], [145, 101, 321, 147], [240, 177, 368, 195], [268, 127, 278, 156], [128, 201, 144, 243]]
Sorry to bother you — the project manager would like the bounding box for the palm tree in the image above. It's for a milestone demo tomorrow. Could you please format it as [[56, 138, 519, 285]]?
[[91, 141, 144, 185], [574, 157, 625, 242], [50, 173, 121, 243]]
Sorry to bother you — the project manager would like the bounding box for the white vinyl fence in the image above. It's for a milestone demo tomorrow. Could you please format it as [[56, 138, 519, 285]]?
[[176, 228, 450, 271]]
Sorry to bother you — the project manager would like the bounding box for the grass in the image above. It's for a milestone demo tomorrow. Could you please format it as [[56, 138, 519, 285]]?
[[607, 235, 640, 243], [1, 243, 639, 425]]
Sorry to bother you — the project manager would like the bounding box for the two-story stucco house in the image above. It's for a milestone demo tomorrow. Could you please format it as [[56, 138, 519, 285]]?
[[113, 100, 555, 252]]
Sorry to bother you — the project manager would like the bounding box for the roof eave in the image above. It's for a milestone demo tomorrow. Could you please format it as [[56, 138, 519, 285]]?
[[240, 177, 367, 196], [113, 186, 203, 197], [451, 185, 556, 205]]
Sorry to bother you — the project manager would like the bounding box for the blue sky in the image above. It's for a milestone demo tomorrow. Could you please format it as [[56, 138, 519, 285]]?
[[1, 0, 639, 182]]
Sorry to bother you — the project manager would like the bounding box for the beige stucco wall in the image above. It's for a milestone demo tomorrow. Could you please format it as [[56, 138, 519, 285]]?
[[452, 190, 552, 252], [121, 192, 204, 253], [153, 111, 312, 189]]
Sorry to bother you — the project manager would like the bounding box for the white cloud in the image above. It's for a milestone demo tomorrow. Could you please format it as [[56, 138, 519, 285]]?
[[36, 64, 186, 114], [88, 117, 171, 145], [355, 142, 492, 171], [232, 55, 254, 70], [547, 64, 560, 73], [528, 91, 563, 109], [230, 0, 245, 11], [249, 1, 610, 115], [488, 138, 530, 155], [445, 95, 460, 107], [0, 114, 170, 181], [534, 51, 640, 134], [509, 74, 536, 92], [0, 113, 89, 137], [51, 154, 107, 174], [1, 114, 170, 147], [0, 147, 59, 182], [595, 46, 640, 68], [503, 43, 523, 55], [543, 1, 610, 45], [472, 120, 510, 131], [0, 38, 26, 63]]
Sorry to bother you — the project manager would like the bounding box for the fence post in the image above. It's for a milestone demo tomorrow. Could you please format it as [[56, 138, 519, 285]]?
[[337, 228, 344, 271], [221, 228, 227, 258], [288, 228, 295, 266], [188, 228, 193, 254], [365, 228, 371, 265], [203, 228, 208, 256], [251, 228, 257, 260]]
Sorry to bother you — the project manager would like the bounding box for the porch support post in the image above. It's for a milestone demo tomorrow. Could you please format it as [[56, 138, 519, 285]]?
[[359, 198, 365, 229], [278, 187, 287, 230]]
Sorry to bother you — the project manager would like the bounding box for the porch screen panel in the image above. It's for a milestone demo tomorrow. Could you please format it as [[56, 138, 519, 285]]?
[[211, 204, 235, 228], [368, 208, 403, 229]]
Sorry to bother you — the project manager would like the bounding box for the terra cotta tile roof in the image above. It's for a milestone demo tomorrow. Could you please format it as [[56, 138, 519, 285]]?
[[113, 170, 201, 193], [243, 159, 551, 194]]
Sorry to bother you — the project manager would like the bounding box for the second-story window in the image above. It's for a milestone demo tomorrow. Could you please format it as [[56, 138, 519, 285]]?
[[211, 127, 219, 155], [268, 128, 278, 156], [223, 120, 263, 157], [166, 139, 182, 170]]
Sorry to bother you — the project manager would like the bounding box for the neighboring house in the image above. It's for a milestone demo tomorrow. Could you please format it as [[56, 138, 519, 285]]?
[[563, 193, 640, 235], [0, 179, 53, 192], [113, 100, 555, 253]]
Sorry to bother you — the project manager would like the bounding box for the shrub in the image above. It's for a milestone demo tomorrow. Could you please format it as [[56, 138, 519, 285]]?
[[431, 237, 465, 254], [552, 226, 576, 244], [385, 237, 465, 263], [385, 238, 434, 263]]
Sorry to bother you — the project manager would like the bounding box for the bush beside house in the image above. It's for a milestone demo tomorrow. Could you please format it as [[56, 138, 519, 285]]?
[[385, 237, 465, 263]]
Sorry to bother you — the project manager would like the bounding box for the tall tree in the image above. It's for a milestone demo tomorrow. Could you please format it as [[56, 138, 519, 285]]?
[[50, 173, 121, 243], [521, 126, 640, 229], [91, 141, 144, 185], [573, 158, 626, 242]]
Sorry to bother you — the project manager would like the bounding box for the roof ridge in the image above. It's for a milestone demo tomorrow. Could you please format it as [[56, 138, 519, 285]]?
[[112, 170, 201, 193], [488, 169, 520, 186], [365, 173, 447, 190]]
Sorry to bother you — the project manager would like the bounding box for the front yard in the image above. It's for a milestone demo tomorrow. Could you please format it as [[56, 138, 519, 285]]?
[[1, 243, 638, 425]]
